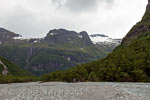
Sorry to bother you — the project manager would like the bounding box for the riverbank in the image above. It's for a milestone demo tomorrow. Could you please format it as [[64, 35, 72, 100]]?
[[0, 82, 149, 100]]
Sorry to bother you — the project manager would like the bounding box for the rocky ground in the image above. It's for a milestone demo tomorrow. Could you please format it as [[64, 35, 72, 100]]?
[[0, 82, 150, 100]]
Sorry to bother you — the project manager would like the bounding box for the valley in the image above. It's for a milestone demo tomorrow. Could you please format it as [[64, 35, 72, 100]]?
[[0, 28, 120, 75], [0, 0, 150, 99]]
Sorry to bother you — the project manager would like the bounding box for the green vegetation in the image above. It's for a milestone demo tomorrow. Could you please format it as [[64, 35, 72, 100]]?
[[0, 75, 39, 84], [0, 56, 39, 84], [0, 41, 107, 75], [0, 64, 4, 73], [1, 32, 150, 83], [40, 3, 150, 83], [41, 32, 150, 82], [0, 56, 31, 76]]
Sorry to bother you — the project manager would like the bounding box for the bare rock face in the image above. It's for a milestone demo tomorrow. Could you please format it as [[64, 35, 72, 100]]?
[[44, 29, 93, 46], [122, 0, 150, 44]]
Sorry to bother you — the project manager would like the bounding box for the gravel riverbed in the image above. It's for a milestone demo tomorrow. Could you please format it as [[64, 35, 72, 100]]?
[[0, 82, 150, 100]]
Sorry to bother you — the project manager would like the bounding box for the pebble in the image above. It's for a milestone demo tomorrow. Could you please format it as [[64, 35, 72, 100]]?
[[0, 82, 149, 100]]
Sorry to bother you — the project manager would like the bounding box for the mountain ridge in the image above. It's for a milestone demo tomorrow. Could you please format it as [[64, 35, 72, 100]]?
[[0, 28, 121, 46], [0, 28, 119, 75]]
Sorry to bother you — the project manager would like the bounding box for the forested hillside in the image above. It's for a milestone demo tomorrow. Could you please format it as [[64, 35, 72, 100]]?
[[0, 56, 38, 83]]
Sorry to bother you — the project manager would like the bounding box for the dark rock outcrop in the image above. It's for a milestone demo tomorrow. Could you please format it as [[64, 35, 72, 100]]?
[[0, 28, 20, 43], [44, 29, 93, 46]]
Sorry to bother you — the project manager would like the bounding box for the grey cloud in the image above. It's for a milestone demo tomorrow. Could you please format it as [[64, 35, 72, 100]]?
[[0, 5, 84, 38], [52, 0, 114, 13], [0, 0, 146, 39], [0, 6, 48, 38]]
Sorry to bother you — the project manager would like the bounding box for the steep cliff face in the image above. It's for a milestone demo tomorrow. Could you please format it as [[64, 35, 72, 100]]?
[[122, 0, 150, 44]]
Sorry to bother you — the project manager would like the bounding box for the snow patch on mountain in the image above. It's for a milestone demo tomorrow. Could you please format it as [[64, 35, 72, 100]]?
[[89, 34, 121, 45], [49, 32, 58, 36], [79, 35, 83, 39]]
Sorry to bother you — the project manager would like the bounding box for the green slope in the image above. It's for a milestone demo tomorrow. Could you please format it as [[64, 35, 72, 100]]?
[[42, 33, 150, 82], [0, 30, 107, 76], [0, 42, 106, 76], [0, 56, 39, 83], [42, 0, 150, 82], [0, 56, 31, 76]]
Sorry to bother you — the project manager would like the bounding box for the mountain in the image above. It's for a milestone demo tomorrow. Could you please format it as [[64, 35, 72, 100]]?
[[0, 56, 31, 76], [90, 34, 121, 52], [44, 29, 93, 46], [42, 0, 150, 82], [0, 28, 118, 75], [0, 28, 20, 44]]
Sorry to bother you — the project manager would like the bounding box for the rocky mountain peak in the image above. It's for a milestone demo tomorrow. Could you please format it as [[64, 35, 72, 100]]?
[[0, 28, 20, 43], [79, 31, 93, 45], [47, 29, 77, 36], [44, 29, 93, 45]]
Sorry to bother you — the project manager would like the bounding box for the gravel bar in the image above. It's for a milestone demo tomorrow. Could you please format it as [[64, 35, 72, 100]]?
[[0, 82, 150, 100]]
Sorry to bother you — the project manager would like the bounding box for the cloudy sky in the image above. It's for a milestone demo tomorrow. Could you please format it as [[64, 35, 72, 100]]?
[[0, 0, 148, 38]]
